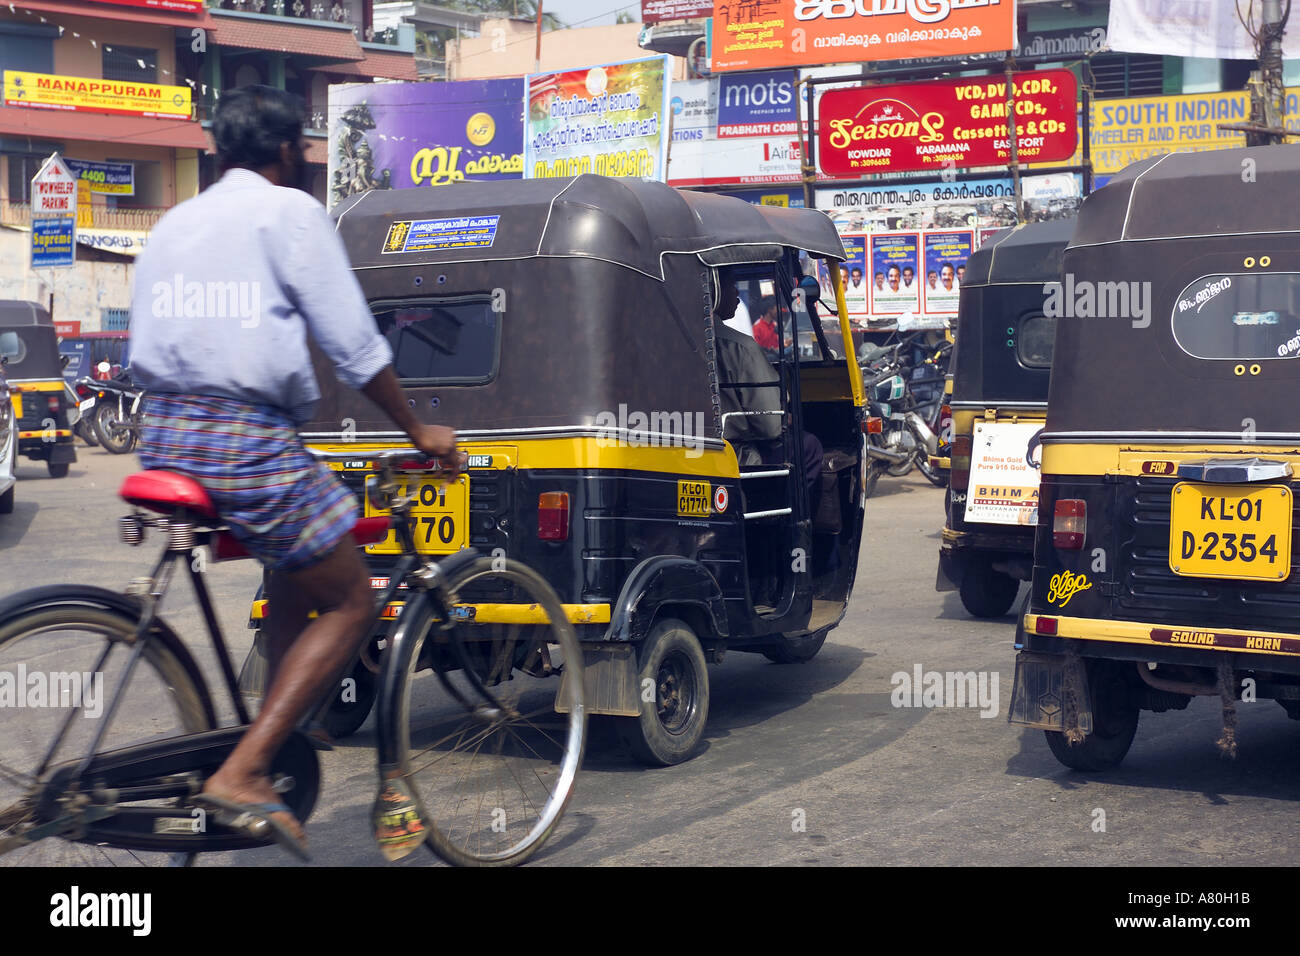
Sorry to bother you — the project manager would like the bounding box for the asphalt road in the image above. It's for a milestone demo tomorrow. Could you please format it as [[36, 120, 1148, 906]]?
[[1, 445, 1297, 867]]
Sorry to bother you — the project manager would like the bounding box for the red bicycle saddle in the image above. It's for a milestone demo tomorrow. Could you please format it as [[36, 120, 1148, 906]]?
[[120, 470, 218, 519]]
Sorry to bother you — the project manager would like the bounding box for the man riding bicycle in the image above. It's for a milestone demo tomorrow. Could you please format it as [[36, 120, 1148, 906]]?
[[129, 86, 461, 858]]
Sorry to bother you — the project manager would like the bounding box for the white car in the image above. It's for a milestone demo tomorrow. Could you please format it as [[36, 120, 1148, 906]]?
[[0, 360, 15, 514]]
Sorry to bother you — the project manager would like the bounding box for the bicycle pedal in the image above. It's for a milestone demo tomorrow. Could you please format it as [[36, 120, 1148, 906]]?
[[371, 773, 428, 862]]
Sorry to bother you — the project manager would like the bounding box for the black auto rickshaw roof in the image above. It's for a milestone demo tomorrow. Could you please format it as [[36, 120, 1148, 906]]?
[[1047, 144, 1300, 441], [0, 300, 53, 329], [962, 217, 1075, 287], [950, 219, 1074, 408], [1069, 144, 1300, 248], [335, 174, 846, 276]]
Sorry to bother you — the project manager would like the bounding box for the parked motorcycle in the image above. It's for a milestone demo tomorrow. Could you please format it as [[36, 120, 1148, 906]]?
[[859, 334, 948, 496], [71, 378, 100, 447]]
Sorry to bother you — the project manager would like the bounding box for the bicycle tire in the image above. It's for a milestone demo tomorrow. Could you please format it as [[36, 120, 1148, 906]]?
[[388, 556, 585, 867], [0, 596, 215, 865]]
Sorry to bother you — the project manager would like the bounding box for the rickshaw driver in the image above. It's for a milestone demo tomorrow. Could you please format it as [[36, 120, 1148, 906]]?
[[129, 86, 462, 857], [713, 269, 822, 497]]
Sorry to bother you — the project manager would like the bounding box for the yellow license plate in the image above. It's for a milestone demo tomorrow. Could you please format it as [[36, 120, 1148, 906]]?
[[365, 475, 469, 555], [1169, 482, 1292, 581]]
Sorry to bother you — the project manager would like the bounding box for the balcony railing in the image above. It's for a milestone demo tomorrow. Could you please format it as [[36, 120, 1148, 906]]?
[[211, 0, 403, 45], [1, 200, 168, 234]]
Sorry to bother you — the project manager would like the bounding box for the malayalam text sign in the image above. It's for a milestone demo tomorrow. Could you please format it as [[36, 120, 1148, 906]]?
[[819, 70, 1078, 177], [710, 0, 1016, 73], [3, 70, 192, 120], [642, 0, 713, 22], [65, 159, 135, 197], [82, 0, 205, 10], [525, 57, 670, 181]]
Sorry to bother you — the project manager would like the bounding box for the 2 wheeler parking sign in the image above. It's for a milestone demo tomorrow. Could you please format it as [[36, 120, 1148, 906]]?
[[818, 70, 1077, 177], [710, 0, 1016, 72]]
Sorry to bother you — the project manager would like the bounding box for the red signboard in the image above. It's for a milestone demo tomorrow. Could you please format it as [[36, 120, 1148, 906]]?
[[54, 321, 82, 337], [818, 70, 1078, 177], [642, 0, 713, 23], [82, 0, 204, 11]]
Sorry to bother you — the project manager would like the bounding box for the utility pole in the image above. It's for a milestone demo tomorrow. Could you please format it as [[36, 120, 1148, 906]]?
[[1226, 0, 1291, 145], [535, 1, 543, 74]]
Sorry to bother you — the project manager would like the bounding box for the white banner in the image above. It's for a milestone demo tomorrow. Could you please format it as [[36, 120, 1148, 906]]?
[[1107, 0, 1300, 60]]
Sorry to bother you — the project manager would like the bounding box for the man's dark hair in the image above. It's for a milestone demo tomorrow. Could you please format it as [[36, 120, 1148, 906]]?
[[213, 85, 306, 169], [757, 295, 777, 317]]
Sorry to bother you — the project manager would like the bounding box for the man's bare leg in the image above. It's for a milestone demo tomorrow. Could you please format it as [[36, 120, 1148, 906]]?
[[202, 535, 373, 843]]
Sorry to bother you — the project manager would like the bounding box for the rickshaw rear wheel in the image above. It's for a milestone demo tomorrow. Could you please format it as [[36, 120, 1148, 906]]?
[[46, 461, 69, 478], [0, 486, 13, 514], [863, 462, 883, 499], [762, 630, 827, 664], [958, 561, 1019, 618], [620, 618, 709, 766], [1044, 661, 1139, 772]]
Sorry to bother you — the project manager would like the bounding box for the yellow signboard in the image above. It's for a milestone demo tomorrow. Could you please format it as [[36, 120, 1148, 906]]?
[[3, 70, 192, 120], [1047, 87, 1300, 177]]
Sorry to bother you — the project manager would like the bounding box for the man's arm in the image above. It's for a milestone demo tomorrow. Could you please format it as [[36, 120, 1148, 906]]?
[[360, 366, 461, 468]]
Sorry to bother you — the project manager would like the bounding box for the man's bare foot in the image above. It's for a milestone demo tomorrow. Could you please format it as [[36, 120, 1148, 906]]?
[[202, 771, 307, 846]]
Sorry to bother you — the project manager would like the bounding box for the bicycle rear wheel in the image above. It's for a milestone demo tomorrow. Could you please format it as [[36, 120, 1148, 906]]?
[[391, 557, 585, 866], [0, 595, 214, 865]]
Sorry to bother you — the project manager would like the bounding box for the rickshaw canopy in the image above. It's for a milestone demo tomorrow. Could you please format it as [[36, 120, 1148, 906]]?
[[0, 300, 62, 383], [1048, 145, 1300, 441]]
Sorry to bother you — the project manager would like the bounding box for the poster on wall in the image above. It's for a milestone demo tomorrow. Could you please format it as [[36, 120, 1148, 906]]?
[[327, 79, 524, 210], [525, 56, 671, 181], [922, 231, 973, 315], [869, 233, 920, 321], [841, 236, 868, 317]]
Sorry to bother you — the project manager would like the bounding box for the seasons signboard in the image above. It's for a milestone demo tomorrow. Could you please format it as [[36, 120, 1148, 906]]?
[[817, 70, 1077, 177]]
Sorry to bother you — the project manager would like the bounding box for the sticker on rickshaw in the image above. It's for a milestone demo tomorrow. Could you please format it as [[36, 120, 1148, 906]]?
[[1141, 460, 1176, 476], [382, 215, 500, 254], [1168, 482, 1292, 581], [1150, 628, 1300, 655], [964, 422, 1042, 526], [677, 479, 711, 517]]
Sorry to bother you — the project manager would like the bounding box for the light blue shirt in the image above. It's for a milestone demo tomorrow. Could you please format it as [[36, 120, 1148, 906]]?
[[129, 168, 392, 422]]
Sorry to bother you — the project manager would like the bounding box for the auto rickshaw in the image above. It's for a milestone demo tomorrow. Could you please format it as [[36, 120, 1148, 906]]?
[[937, 219, 1073, 617], [1010, 145, 1300, 770], [0, 301, 76, 477], [241, 174, 868, 764]]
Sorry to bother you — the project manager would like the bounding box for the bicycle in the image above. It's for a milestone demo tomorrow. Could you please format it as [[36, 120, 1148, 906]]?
[[0, 449, 586, 867]]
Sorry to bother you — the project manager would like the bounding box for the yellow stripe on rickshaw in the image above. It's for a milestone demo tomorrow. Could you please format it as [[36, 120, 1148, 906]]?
[[249, 599, 611, 625], [1025, 613, 1300, 657]]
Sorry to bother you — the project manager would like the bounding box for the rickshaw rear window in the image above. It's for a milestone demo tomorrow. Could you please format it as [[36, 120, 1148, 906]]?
[[371, 297, 499, 385], [1017, 314, 1055, 368], [1172, 273, 1300, 360]]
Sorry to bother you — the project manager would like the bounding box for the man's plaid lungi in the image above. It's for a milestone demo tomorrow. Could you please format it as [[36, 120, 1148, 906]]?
[[138, 393, 357, 572]]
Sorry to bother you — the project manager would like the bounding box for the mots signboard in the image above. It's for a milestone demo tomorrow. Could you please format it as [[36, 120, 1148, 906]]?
[[818, 70, 1078, 177]]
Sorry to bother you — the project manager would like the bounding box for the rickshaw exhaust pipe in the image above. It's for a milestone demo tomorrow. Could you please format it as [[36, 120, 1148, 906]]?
[[866, 445, 910, 464], [1135, 662, 1218, 697]]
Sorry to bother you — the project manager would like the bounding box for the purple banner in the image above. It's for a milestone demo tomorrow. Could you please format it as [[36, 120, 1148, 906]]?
[[328, 79, 524, 209]]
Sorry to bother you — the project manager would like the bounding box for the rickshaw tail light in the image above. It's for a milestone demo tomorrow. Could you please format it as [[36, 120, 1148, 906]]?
[[1053, 499, 1087, 549], [1037, 617, 1058, 636], [949, 435, 973, 490], [46, 395, 60, 413], [538, 492, 569, 541], [865, 417, 883, 434]]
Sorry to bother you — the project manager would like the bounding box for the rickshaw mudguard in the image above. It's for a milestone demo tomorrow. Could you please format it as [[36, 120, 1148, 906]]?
[[607, 555, 728, 644]]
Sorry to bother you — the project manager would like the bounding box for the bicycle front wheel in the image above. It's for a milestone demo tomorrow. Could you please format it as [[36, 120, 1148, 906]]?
[[392, 557, 585, 866], [0, 593, 214, 865]]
